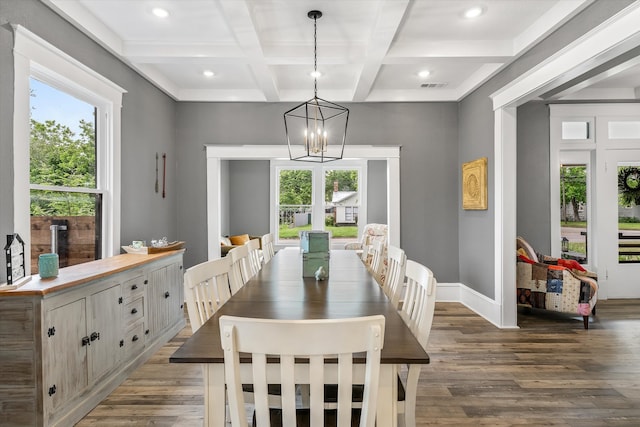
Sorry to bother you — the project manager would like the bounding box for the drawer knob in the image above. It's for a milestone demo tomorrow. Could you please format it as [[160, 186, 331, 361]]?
[[131, 307, 138, 314], [132, 335, 139, 342], [164, 291, 170, 299], [131, 284, 138, 290]]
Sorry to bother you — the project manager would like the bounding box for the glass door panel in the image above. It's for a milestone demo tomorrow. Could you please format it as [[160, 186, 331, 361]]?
[[602, 150, 640, 298], [324, 169, 359, 247], [560, 165, 588, 264], [277, 169, 313, 244]]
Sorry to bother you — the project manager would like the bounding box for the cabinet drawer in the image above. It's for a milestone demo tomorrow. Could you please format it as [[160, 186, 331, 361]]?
[[122, 275, 145, 302], [123, 298, 144, 328], [123, 321, 145, 358]]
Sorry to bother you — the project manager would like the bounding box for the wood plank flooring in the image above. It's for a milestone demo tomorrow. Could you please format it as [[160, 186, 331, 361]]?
[[76, 300, 640, 426]]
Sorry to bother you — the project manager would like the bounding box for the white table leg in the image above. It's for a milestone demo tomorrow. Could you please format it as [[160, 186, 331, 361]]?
[[377, 364, 398, 427], [204, 363, 226, 427]]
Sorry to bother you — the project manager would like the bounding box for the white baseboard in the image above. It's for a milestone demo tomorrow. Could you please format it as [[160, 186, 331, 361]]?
[[436, 282, 519, 329]]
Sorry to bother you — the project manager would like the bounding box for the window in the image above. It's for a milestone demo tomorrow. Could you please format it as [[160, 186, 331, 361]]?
[[276, 167, 313, 244], [29, 78, 103, 272], [608, 121, 640, 139], [273, 160, 365, 247], [13, 26, 125, 274], [562, 121, 590, 140], [560, 163, 589, 264]]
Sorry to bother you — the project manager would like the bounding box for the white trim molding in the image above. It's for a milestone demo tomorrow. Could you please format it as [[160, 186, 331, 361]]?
[[205, 145, 401, 260]]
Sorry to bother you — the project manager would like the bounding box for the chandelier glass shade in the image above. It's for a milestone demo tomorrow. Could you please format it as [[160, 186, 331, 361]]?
[[284, 10, 349, 163]]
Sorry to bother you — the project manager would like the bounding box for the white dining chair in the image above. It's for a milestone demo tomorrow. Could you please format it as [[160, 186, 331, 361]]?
[[384, 245, 407, 309], [228, 244, 251, 294], [246, 238, 262, 278], [183, 257, 232, 333], [369, 239, 385, 284], [220, 315, 385, 427], [261, 233, 276, 264], [397, 259, 437, 427]]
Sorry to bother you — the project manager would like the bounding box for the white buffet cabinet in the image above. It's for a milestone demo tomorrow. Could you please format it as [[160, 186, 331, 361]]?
[[0, 250, 185, 427]]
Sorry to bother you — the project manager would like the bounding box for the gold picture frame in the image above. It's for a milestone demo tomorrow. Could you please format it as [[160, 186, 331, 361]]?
[[462, 157, 488, 210]]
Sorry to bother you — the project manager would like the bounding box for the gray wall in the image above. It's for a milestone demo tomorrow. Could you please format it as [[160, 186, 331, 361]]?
[[458, 0, 633, 299], [227, 160, 270, 237], [176, 102, 460, 280], [517, 102, 551, 254], [0, 0, 178, 281], [367, 160, 387, 224]]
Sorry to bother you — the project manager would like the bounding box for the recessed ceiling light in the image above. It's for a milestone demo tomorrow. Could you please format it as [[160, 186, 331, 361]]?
[[152, 7, 169, 18], [464, 6, 484, 19], [310, 70, 322, 78], [203, 70, 215, 78], [418, 70, 431, 79]]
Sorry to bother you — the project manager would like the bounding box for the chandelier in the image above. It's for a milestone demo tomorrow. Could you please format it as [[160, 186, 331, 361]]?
[[284, 10, 349, 163]]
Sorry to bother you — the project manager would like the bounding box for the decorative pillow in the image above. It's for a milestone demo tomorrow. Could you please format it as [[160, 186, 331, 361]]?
[[516, 236, 539, 263], [229, 234, 250, 245], [221, 236, 232, 246]]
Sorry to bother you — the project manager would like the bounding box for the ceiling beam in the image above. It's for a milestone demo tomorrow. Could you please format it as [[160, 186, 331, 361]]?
[[352, 0, 410, 102], [217, 0, 280, 102]]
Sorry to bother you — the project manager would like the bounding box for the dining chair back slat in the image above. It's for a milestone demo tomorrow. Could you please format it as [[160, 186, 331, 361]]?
[[369, 240, 385, 284], [385, 245, 407, 309], [220, 315, 385, 427], [246, 238, 262, 279], [228, 244, 251, 293], [183, 257, 232, 333], [261, 233, 276, 264]]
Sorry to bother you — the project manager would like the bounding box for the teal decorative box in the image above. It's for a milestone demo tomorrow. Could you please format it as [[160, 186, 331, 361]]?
[[300, 230, 330, 253], [302, 252, 330, 278]]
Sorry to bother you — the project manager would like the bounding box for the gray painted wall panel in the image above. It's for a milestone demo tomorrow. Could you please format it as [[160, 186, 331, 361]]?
[[228, 160, 270, 237], [517, 102, 551, 254], [367, 160, 387, 225]]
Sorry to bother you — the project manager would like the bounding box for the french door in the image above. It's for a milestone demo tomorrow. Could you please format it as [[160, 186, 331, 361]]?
[[600, 149, 640, 298]]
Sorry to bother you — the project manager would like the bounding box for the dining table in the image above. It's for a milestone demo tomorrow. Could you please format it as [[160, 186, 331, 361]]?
[[170, 247, 430, 426]]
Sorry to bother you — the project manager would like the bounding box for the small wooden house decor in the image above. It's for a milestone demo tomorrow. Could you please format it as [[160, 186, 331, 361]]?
[[4, 233, 30, 288]]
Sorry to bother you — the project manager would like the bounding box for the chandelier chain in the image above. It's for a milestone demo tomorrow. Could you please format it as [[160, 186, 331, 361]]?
[[313, 13, 318, 98]]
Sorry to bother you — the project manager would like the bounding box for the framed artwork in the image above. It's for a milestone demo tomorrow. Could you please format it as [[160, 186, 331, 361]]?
[[462, 157, 488, 210]]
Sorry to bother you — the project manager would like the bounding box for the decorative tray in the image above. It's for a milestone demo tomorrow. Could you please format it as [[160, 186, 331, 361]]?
[[121, 241, 185, 254]]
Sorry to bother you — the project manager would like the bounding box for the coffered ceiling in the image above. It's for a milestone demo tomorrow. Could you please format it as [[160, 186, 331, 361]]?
[[43, 0, 637, 103]]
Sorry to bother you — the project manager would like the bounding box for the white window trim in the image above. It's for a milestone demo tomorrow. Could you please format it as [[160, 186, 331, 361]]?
[[270, 159, 367, 248], [206, 145, 400, 259], [13, 25, 125, 272]]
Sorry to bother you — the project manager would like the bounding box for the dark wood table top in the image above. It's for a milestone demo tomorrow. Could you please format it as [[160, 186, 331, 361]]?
[[170, 249, 429, 365]]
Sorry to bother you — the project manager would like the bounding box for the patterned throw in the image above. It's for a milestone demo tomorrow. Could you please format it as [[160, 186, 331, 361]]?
[[516, 254, 597, 316]]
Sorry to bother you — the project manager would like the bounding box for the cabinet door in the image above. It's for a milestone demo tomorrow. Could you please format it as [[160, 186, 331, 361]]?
[[168, 261, 184, 326], [87, 284, 123, 382], [146, 265, 171, 339], [146, 259, 184, 340], [44, 299, 88, 414]]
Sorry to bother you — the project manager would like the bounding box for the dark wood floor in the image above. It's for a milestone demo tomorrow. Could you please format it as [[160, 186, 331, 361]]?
[[77, 300, 640, 426]]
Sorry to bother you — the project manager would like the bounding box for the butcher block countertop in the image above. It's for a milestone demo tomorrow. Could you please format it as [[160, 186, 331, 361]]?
[[0, 250, 184, 297]]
